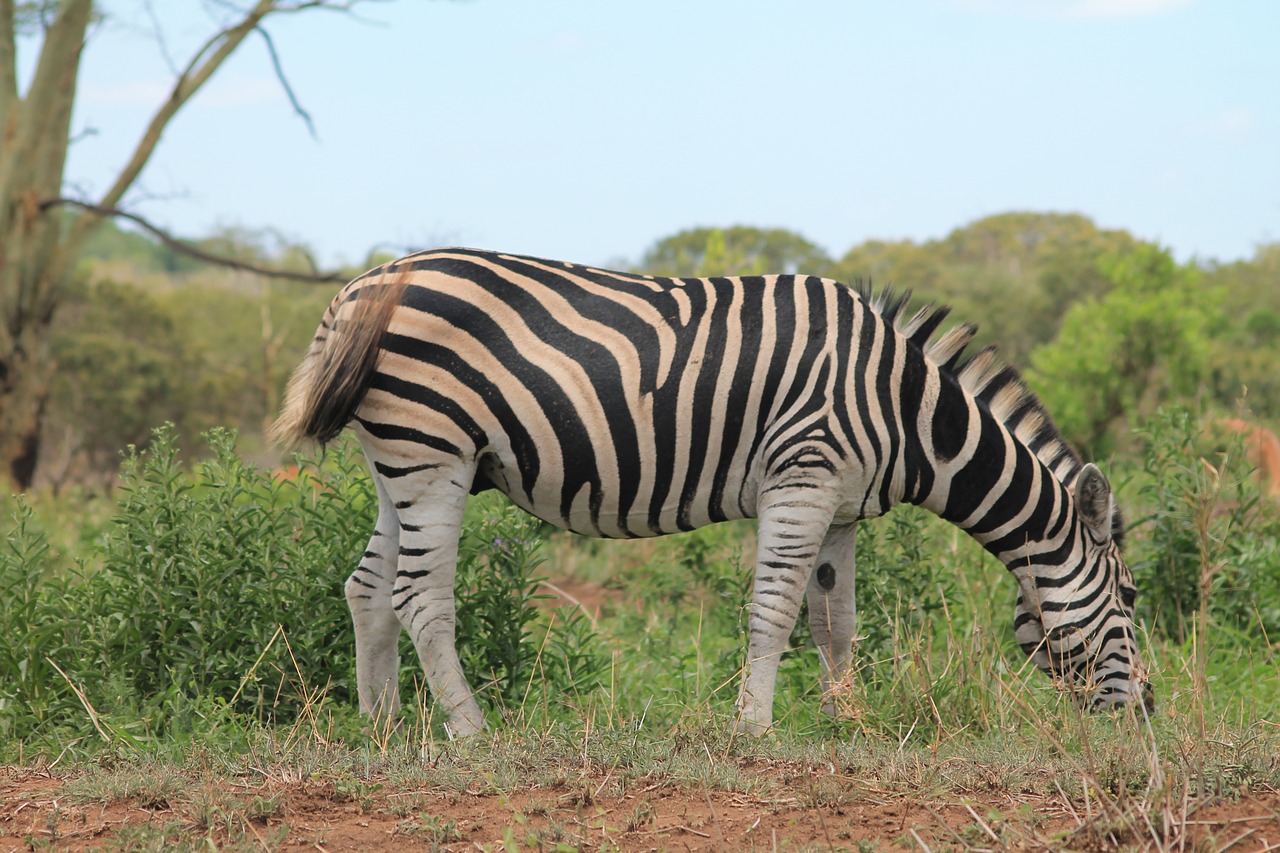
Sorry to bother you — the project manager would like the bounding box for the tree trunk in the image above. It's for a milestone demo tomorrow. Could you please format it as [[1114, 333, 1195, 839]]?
[[0, 243, 72, 491], [0, 320, 52, 489], [0, 0, 92, 491]]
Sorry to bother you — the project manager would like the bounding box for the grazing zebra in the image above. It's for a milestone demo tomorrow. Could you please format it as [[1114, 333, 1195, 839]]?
[[272, 247, 1151, 738]]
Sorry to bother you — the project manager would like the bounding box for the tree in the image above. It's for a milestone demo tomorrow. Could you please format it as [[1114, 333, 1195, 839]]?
[[638, 226, 833, 278], [1198, 244, 1280, 421], [0, 0, 362, 491], [45, 278, 198, 487], [1026, 246, 1221, 455], [835, 212, 1143, 365], [42, 269, 332, 489]]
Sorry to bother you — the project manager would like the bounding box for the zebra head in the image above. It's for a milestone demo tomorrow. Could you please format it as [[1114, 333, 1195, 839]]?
[[1013, 463, 1153, 712]]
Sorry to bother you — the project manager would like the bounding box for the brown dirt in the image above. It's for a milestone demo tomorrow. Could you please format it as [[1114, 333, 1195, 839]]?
[[4, 765, 1280, 852]]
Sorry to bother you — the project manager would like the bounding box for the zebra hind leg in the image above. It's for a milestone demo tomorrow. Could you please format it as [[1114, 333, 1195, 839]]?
[[804, 522, 858, 718], [347, 462, 404, 730], [376, 458, 486, 739]]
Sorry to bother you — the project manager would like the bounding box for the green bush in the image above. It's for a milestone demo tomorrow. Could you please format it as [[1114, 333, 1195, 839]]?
[[0, 427, 604, 754], [1132, 407, 1280, 642], [1027, 246, 1221, 455], [0, 500, 90, 743], [90, 425, 371, 727], [588, 522, 757, 724], [456, 494, 605, 723], [854, 504, 957, 662]]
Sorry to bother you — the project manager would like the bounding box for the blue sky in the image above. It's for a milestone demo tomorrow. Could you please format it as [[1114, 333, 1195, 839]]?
[[46, 0, 1280, 268]]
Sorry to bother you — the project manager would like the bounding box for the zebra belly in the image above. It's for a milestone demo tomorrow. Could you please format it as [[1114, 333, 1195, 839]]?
[[357, 352, 766, 539], [475, 431, 761, 539]]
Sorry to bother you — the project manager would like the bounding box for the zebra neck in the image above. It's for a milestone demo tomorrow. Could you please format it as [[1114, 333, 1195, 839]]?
[[911, 406, 1074, 567]]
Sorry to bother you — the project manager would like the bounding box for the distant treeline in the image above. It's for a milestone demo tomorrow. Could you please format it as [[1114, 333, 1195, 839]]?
[[46, 212, 1279, 490]]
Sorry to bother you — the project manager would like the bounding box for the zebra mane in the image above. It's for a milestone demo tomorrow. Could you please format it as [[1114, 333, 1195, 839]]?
[[856, 285, 1086, 490]]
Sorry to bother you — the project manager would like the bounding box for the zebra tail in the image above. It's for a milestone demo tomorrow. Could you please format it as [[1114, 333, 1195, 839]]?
[[269, 273, 411, 449]]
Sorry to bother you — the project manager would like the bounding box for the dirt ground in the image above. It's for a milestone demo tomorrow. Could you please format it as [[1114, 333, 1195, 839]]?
[[4, 765, 1280, 852]]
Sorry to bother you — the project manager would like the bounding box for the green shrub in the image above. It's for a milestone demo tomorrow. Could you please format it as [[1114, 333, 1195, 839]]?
[[0, 500, 90, 743], [1132, 407, 1280, 642], [854, 504, 957, 662], [455, 494, 605, 724], [585, 524, 741, 722], [88, 425, 371, 727], [12, 408, 1279, 756], [0, 426, 604, 753]]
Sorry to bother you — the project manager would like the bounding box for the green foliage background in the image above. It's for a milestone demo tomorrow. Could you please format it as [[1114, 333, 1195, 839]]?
[[45, 210, 1280, 488], [1027, 245, 1222, 453]]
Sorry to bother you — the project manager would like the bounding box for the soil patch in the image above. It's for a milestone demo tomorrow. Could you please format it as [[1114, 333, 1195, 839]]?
[[4, 765, 1279, 851]]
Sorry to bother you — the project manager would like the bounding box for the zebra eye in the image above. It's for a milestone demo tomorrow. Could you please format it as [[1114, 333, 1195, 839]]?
[[1120, 586, 1136, 611]]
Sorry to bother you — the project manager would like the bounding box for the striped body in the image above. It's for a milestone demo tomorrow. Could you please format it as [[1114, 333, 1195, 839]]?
[[273, 247, 1151, 738], [363, 252, 912, 534]]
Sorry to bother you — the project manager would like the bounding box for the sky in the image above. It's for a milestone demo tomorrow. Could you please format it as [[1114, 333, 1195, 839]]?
[[34, 0, 1280, 269]]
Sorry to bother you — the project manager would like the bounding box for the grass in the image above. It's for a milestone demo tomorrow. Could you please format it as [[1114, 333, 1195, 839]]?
[[20, 563, 1280, 848], [19, 686, 1277, 850]]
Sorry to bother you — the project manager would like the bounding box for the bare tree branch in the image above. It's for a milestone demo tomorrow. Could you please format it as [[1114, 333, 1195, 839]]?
[[97, 1, 273, 209], [143, 0, 181, 76], [50, 0, 385, 284], [254, 23, 315, 138], [49, 2, 264, 279], [42, 196, 350, 284], [3, 0, 396, 489]]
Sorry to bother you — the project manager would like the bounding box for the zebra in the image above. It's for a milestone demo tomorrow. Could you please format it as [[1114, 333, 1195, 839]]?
[[272, 246, 1152, 738]]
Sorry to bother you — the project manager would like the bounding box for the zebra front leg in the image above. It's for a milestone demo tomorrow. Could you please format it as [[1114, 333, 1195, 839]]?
[[347, 469, 404, 727], [383, 466, 486, 739], [736, 493, 836, 736], [805, 522, 858, 718]]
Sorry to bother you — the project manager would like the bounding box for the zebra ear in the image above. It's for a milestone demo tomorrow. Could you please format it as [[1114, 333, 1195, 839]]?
[[1075, 463, 1113, 543]]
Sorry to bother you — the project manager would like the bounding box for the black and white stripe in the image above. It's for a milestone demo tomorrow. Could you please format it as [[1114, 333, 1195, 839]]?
[[273, 247, 1150, 737]]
